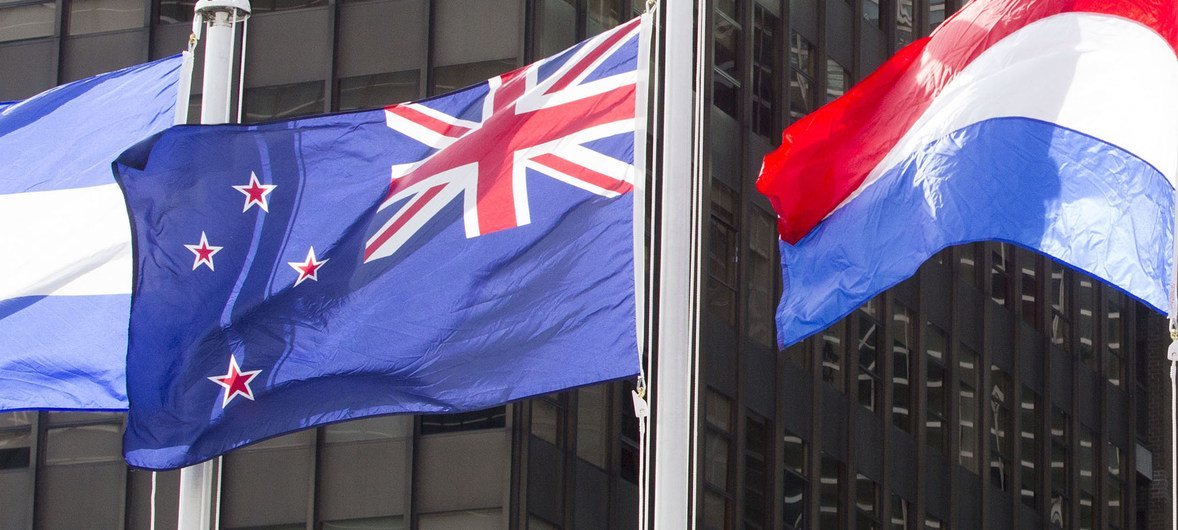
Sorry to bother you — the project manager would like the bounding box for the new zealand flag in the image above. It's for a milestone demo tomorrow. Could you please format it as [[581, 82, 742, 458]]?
[[115, 16, 646, 470]]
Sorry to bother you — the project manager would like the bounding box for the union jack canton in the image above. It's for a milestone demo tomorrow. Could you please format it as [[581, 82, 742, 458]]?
[[366, 16, 645, 262]]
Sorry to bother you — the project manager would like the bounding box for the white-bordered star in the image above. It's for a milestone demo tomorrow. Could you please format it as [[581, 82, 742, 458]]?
[[185, 231, 223, 271], [232, 171, 277, 212], [208, 355, 262, 408], [288, 247, 328, 286]]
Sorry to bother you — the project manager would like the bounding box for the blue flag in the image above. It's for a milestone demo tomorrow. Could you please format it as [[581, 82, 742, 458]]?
[[0, 55, 183, 411], [116, 17, 647, 470]]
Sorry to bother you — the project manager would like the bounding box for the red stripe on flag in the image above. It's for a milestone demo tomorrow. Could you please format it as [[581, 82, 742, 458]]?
[[365, 184, 448, 261], [756, 0, 1178, 244], [386, 105, 471, 138], [546, 17, 643, 94], [531, 153, 633, 194]]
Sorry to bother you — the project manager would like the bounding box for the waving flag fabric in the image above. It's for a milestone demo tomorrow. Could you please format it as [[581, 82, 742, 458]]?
[[757, 0, 1178, 347], [0, 56, 183, 411], [115, 16, 646, 470]]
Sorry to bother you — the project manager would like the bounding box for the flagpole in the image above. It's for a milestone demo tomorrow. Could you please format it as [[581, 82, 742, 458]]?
[[650, 0, 704, 527], [177, 1, 249, 528]]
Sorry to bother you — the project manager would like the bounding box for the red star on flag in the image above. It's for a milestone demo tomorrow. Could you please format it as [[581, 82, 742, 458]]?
[[208, 355, 262, 408], [185, 231, 223, 271], [232, 171, 277, 212], [288, 247, 327, 286]]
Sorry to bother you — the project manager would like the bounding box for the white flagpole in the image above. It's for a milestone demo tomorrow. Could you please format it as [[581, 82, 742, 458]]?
[[177, 1, 249, 529], [650, 0, 704, 527]]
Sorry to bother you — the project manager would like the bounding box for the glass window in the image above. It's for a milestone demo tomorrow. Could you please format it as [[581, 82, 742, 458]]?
[[535, 0, 577, 57], [432, 59, 517, 95], [858, 300, 881, 412], [819, 454, 843, 530], [855, 474, 879, 530], [748, 208, 777, 347], [1077, 276, 1095, 365], [890, 495, 912, 530], [924, 515, 945, 529], [895, 0, 914, 46], [323, 415, 411, 443], [825, 59, 849, 103], [619, 381, 639, 484], [338, 70, 420, 111], [955, 243, 981, 289], [928, 0, 946, 30], [1019, 249, 1039, 328], [708, 180, 740, 327], [586, 0, 621, 36], [744, 416, 770, 530], [44, 422, 122, 465], [576, 384, 610, 468], [1078, 428, 1095, 530], [892, 303, 914, 432], [990, 243, 1011, 308], [158, 0, 195, 23], [751, 6, 778, 137], [713, 2, 741, 117], [1050, 407, 1069, 528], [0, 2, 56, 42], [925, 323, 948, 454], [788, 32, 817, 120], [420, 406, 506, 434], [863, 0, 880, 27], [704, 390, 734, 530], [1019, 387, 1041, 509], [68, 0, 143, 35], [823, 319, 847, 391], [0, 412, 33, 470], [958, 345, 980, 473], [1105, 291, 1124, 387], [1050, 262, 1071, 353], [244, 81, 326, 123], [530, 394, 563, 446], [783, 431, 808, 529], [989, 365, 1012, 491], [1106, 443, 1125, 530], [250, 0, 326, 12]]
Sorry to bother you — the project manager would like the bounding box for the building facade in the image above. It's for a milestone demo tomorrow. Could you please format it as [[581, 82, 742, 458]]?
[[0, 0, 1168, 528]]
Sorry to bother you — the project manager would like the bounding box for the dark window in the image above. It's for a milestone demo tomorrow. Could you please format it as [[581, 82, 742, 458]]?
[[990, 243, 1011, 308], [891, 303, 914, 432], [744, 416, 770, 530], [1077, 276, 1095, 366], [855, 474, 880, 530], [586, 0, 621, 36], [989, 365, 1012, 491], [432, 58, 517, 95], [783, 431, 808, 529], [337, 70, 421, 111], [1106, 443, 1125, 530], [249, 0, 326, 13], [1077, 427, 1095, 530], [858, 300, 881, 412], [925, 323, 948, 454], [704, 390, 734, 530], [0, 412, 33, 470], [751, 6, 778, 137], [748, 208, 778, 347], [863, 0, 881, 27], [158, 0, 195, 23], [895, 0, 914, 46], [1050, 407, 1070, 528], [958, 345, 980, 473], [1019, 387, 1041, 509], [708, 181, 740, 327], [1050, 263, 1071, 353], [788, 32, 817, 120], [1105, 291, 1124, 387], [244, 81, 326, 123], [576, 384, 610, 469], [928, 0, 946, 30], [0, 2, 56, 42], [955, 243, 981, 289], [619, 381, 640, 483], [822, 319, 847, 391], [890, 495, 913, 529], [713, 1, 742, 117], [819, 454, 844, 529], [68, 0, 144, 35], [530, 394, 564, 446], [420, 406, 506, 434], [1019, 249, 1040, 329]]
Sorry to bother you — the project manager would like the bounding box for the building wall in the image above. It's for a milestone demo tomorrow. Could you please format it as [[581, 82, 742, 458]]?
[[0, 0, 1166, 528]]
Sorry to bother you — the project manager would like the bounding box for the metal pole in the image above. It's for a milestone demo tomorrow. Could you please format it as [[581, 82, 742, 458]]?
[[178, 2, 249, 529], [651, 0, 703, 527]]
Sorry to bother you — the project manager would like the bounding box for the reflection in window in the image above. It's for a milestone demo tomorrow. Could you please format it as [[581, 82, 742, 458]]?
[[535, 0, 577, 57], [703, 389, 733, 530], [890, 495, 911, 530], [819, 454, 843, 529], [1019, 387, 1041, 509], [925, 323, 948, 454], [789, 32, 817, 120], [244, 81, 325, 123], [744, 416, 770, 530], [619, 381, 640, 483], [751, 5, 778, 137], [825, 58, 850, 103], [323, 415, 411, 443], [855, 474, 880, 530], [896, 0, 914, 46], [989, 365, 1011, 491], [783, 431, 807, 529], [863, 0, 880, 27], [1050, 407, 1069, 528], [748, 208, 777, 347], [707, 180, 740, 327], [576, 384, 609, 468], [990, 243, 1011, 308], [338, 70, 420, 111], [928, 0, 945, 30], [587, 0, 621, 36], [0, 2, 55, 43], [1020, 249, 1039, 328], [1050, 263, 1071, 353], [1105, 291, 1124, 387], [1078, 428, 1095, 530], [858, 300, 881, 412], [432, 58, 516, 95], [250, 0, 326, 12], [0, 412, 34, 469], [530, 394, 563, 446], [1077, 276, 1095, 365], [712, 2, 741, 117], [958, 345, 980, 473], [955, 243, 980, 289], [420, 406, 506, 434], [892, 303, 914, 432], [68, 0, 144, 35], [822, 319, 847, 392], [1107, 443, 1125, 530]]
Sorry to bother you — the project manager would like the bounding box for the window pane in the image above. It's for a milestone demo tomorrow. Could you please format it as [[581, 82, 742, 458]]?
[[858, 301, 880, 411], [1105, 292, 1124, 386], [250, 0, 326, 12], [1077, 276, 1095, 365], [44, 423, 122, 465], [1019, 387, 1040, 509], [925, 323, 948, 454], [420, 406, 506, 434], [744, 417, 769, 529], [789, 32, 817, 119], [958, 345, 980, 473], [863, 0, 880, 27], [751, 6, 778, 137], [576, 384, 609, 468], [244, 81, 325, 123], [68, 0, 144, 35], [323, 415, 411, 443], [822, 319, 846, 391], [989, 366, 1011, 491], [1050, 263, 1071, 352], [896, 0, 914, 46], [586, 0, 621, 36], [748, 209, 777, 346], [530, 396, 561, 445], [1050, 407, 1069, 528], [825, 59, 849, 103], [928, 0, 945, 29], [158, 0, 195, 23], [819, 455, 842, 530], [338, 70, 420, 111], [890, 495, 910, 530], [1020, 250, 1039, 328], [432, 59, 516, 95], [892, 303, 914, 432], [990, 243, 1010, 307], [0, 2, 56, 43]]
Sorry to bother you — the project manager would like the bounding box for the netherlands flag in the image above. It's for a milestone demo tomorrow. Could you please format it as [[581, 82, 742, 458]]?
[[757, 0, 1178, 347]]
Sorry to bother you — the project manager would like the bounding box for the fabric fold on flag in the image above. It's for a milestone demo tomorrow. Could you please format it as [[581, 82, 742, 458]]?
[[0, 55, 183, 411], [756, 0, 1178, 347], [115, 16, 647, 470]]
